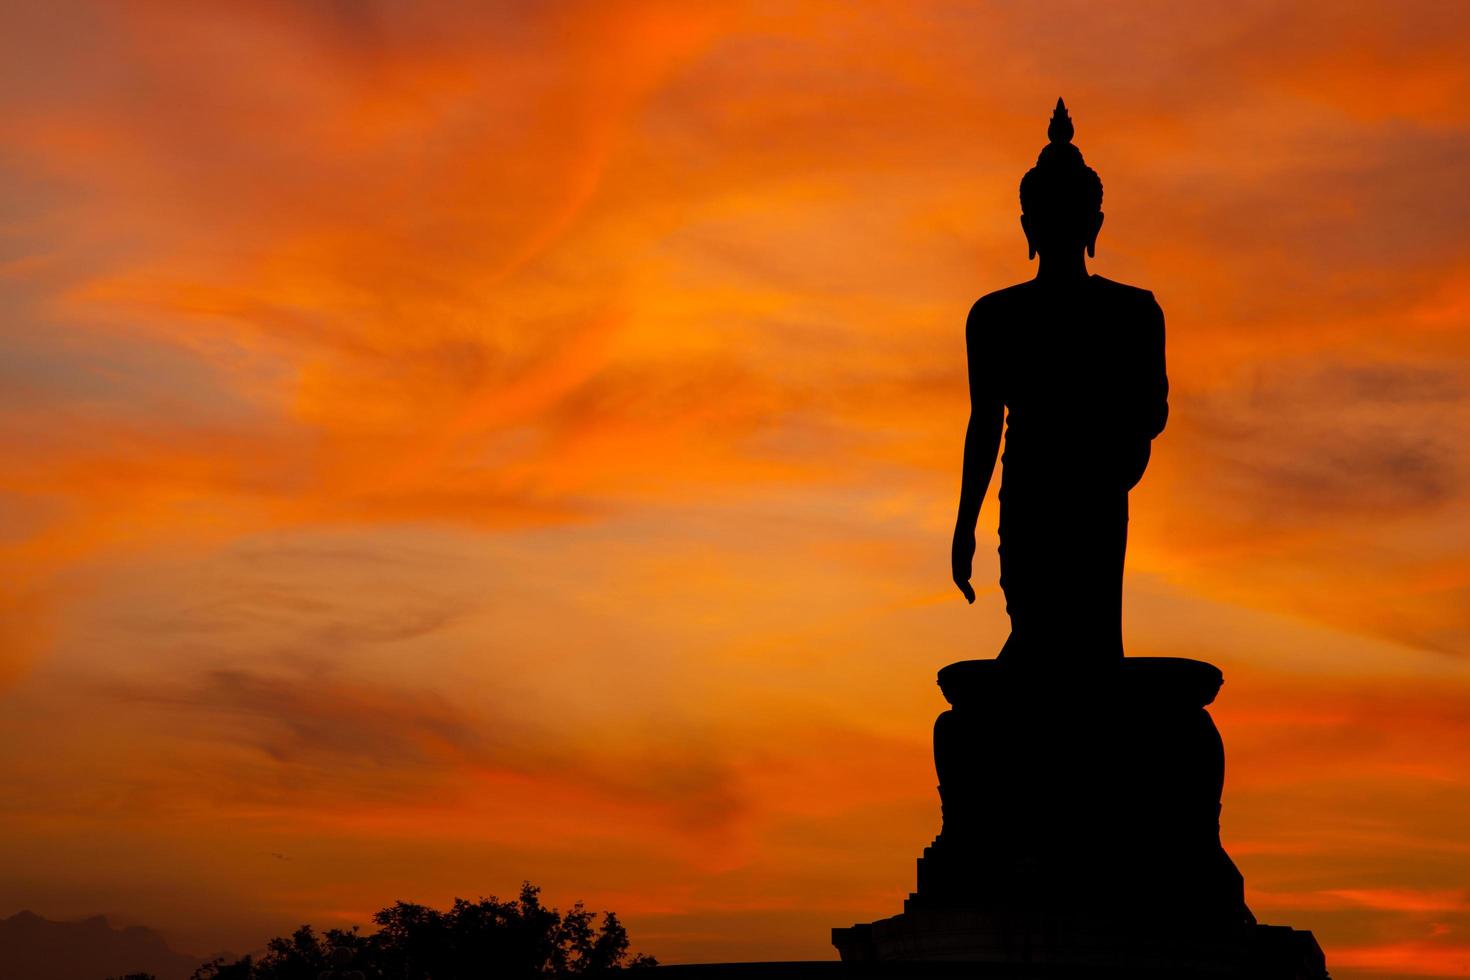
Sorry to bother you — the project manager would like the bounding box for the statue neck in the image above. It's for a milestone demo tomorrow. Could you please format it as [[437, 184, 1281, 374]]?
[[1034, 251, 1091, 284]]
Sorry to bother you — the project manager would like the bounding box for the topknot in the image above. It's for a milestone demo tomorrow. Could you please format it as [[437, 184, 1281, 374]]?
[[1020, 97, 1102, 216]]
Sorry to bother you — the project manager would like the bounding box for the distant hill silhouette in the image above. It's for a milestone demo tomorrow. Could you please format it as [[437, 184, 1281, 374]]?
[[1, 883, 653, 980], [0, 910, 212, 980]]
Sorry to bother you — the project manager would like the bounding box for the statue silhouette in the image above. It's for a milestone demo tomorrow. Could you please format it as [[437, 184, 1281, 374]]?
[[951, 98, 1168, 665], [831, 101, 1328, 980]]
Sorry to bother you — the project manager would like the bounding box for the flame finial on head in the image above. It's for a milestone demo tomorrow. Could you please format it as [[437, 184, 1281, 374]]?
[[1048, 97, 1074, 145]]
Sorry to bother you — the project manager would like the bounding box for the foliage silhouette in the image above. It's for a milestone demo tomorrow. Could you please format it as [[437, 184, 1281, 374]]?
[[188, 883, 655, 980]]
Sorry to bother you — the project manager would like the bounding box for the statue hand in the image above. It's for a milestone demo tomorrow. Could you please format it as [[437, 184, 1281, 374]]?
[[951, 525, 976, 604], [1120, 440, 1152, 490]]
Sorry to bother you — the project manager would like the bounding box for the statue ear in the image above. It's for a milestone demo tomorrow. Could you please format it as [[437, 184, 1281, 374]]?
[[1087, 211, 1104, 259], [1021, 215, 1036, 261]]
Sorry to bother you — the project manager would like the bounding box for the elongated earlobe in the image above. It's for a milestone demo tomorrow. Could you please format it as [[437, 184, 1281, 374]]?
[[1087, 212, 1103, 260]]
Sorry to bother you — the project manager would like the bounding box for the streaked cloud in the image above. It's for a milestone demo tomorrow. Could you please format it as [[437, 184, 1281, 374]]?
[[1, 2, 1468, 977]]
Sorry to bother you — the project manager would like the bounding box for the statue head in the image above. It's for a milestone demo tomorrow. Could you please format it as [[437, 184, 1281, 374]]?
[[1019, 98, 1104, 261]]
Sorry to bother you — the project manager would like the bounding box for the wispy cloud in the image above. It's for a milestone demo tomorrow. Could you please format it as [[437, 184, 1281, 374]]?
[[1, 0, 1469, 971]]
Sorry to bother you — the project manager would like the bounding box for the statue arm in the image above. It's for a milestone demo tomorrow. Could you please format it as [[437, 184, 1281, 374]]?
[[952, 300, 1005, 603], [1141, 293, 1169, 440]]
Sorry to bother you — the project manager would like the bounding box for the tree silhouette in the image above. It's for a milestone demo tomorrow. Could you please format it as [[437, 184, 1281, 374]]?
[[189, 883, 655, 980]]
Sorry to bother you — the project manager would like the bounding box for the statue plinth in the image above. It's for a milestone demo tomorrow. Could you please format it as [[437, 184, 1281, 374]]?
[[832, 658, 1329, 979]]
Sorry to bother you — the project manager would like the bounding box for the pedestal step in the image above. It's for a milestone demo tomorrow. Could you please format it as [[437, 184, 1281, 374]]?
[[832, 915, 1328, 979]]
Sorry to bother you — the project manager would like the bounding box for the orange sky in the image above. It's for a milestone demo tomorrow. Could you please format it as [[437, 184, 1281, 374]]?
[[2, 2, 1469, 977]]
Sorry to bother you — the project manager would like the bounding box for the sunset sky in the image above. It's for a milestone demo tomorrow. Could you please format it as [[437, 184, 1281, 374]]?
[[2, 1, 1469, 977]]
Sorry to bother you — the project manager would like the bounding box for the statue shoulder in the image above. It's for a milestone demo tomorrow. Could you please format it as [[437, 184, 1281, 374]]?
[[974, 281, 1034, 307], [1090, 275, 1162, 312], [967, 282, 1032, 331]]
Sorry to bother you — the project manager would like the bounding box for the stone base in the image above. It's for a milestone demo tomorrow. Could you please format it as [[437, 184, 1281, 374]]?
[[831, 658, 1329, 980]]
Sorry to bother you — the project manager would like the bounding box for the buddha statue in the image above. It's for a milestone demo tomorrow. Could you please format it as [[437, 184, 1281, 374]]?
[[950, 98, 1169, 665], [833, 103, 1326, 980]]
